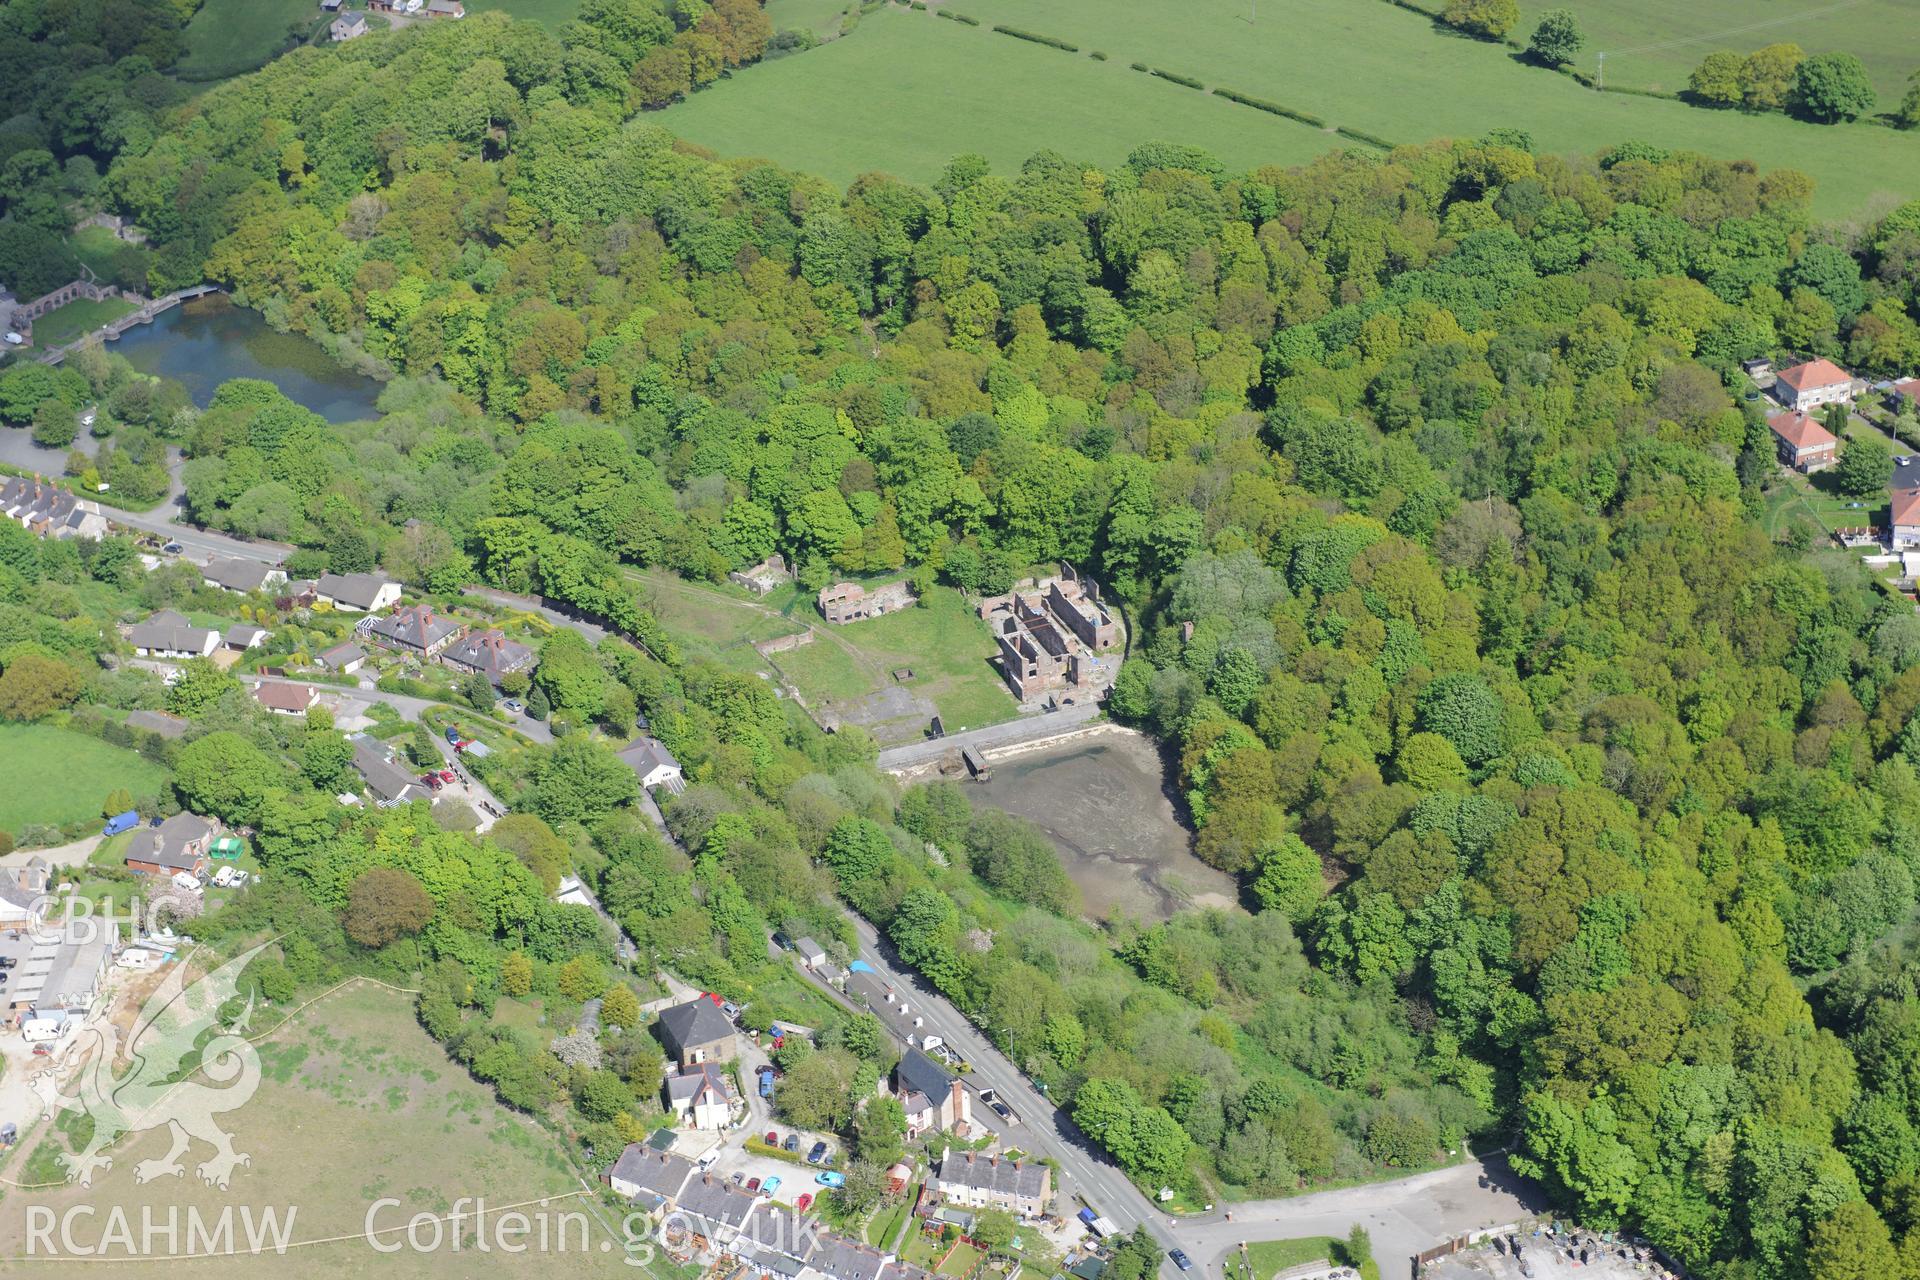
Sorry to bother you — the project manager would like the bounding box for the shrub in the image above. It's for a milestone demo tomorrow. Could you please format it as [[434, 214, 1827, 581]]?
[[1151, 68, 1204, 90], [937, 9, 979, 23], [1210, 87, 1325, 127], [991, 25, 1077, 52]]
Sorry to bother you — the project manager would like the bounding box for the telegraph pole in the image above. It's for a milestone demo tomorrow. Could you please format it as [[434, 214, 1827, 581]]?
[[1596, 51, 1605, 90]]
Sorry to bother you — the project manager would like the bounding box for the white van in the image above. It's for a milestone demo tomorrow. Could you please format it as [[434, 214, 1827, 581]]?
[[22, 1015, 69, 1044]]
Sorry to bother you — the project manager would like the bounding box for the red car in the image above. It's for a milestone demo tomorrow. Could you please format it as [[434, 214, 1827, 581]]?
[[438, 769, 457, 784], [746, 1178, 761, 1192], [796, 1194, 813, 1212], [765, 1131, 778, 1145]]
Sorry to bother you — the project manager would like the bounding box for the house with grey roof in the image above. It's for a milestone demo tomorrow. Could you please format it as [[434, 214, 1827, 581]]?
[[895, 1048, 971, 1137], [933, 1147, 1051, 1218], [125, 813, 216, 876], [655, 997, 735, 1067], [0, 477, 107, 542], [808, 1234, 892, 1280], [314, 571, 400, 613], [201, 557, 284, 594], [126, 610, 219, 659], [316, 641, 367, 674], [442, 629, 535, 683], [348, 734, 426, 807], [674, 1174, 758, 1245], [619, 736, 684, 794], [605, 1148, 696, 1204], [367, 604, 462, 658], [330, 10, 367, 38], [226, 623, 271, 650], [0, 858, 50, 929], [664, 1061, 738, 1130]]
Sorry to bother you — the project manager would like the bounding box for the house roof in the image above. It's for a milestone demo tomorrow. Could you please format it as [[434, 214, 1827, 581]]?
[[318, 641, 365, 667], [809, 1234, 890, 1280], [937, 1150, 1049, 1200], [1893, 487, 1920, 528], [675, 1175, 757, 1230], [124, 710, 189, 739], [606, 1147, 696, 1202], [1894, 378, 1920, 404], [895, 1048, 954, 1102], [201, 558, 273, 592], [226, 624, 270, 646], [1767, 410, 1838, 452], [253, 682, 317, 713], [0, 477, 100, 534], [444, 629, 534, 676], [315, 571, 396, 610], [619, 736, 682, 778], [368, 605, 461, 651], [128, 613, 217, 653], [1776, 358, 1852, 393], [125, 813, 214, 871], [349, 734, 424, 805], [655, 997, 734, 1055], [666, 1061, 735, 1107]]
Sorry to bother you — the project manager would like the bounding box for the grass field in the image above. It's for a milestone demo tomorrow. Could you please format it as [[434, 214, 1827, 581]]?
[[0, 724, 170, 835], [0, 983, 630, 1277], [659, 7, 1345, 187], [766, 0, 859, 39], [767, 587, 1016, 738], [176, 0, 324, 83], [466, 0, 586, 31], [28, 298, 137, 350], [1514, 0, 1915, 104], [659, 0, 1920, 218]]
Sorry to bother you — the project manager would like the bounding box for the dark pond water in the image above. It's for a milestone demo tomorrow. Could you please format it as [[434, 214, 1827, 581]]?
[[111, 296, 384, 423]]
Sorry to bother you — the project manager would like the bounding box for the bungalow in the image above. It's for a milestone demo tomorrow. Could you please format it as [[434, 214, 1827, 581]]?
[[605, 1147, 696, 1204], [253, 681, 319, 716], [314, 572, 400, 613], [316, 641, 367, 675], [225, 623, 271, 651], [1767, 409, 1839, 473], [348, 734, 428, 807], [655, 996, 735, 1067], [894, 1048, 971, 1137], [125, 813, 216, 877], [127, 611, 220, 659], [664, 1061, 738, 1131], [1772, 358, 1854, 412], [932, 1148, 1051, 1218], [200, 558, 285, 595], [366, 604, 462, 658], [441, 629, 535, 684], [0, 477, 108, 541], [619, 736, 685, 794], [329, 11, 367, 38], [1893, 486, 1920, 550]]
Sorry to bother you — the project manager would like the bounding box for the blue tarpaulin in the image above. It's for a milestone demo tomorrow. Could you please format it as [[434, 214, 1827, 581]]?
[[848, 960, 875, 973]]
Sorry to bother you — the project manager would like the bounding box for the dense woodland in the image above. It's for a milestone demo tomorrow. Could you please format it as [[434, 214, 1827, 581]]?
[[11, 4, 1920, 1277]]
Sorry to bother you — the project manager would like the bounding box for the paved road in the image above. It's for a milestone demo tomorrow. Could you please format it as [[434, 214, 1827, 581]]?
[[874, 701, 1101, 772], [802, 914, 1542, 1277]]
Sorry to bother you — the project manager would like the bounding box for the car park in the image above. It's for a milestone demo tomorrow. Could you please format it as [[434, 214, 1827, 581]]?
[[814, 1171, 844, 1188]]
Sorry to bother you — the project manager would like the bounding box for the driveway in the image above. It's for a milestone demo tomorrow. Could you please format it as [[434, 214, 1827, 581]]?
[[1, 836, 100, 873]]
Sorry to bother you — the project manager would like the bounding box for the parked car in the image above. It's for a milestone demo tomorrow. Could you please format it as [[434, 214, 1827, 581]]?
[[746, 1178, 761, 1192], [795, 1193, 812, 1212], [806, 1141, 828, 1165], [1169, 1251, 1193, 1272], [161, 542, 182, 554], [814, 1171, 844, 1188], [772, 931, 793, 951], [782, 1134, 800, 1152], [764, 1131, 779, 1145], [501, 699, 525, 714], [0, 956, 20, 969], [721, 1000, 741, 1020], [760, 1176, 781, 1197]]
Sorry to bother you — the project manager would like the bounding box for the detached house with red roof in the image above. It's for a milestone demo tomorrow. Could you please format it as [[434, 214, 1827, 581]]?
[[1768, 409, 1839, 473], [1889, 379, 1920, 415], [1893, 486, 1920, 549], [1772, 358, 1854, 412]]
